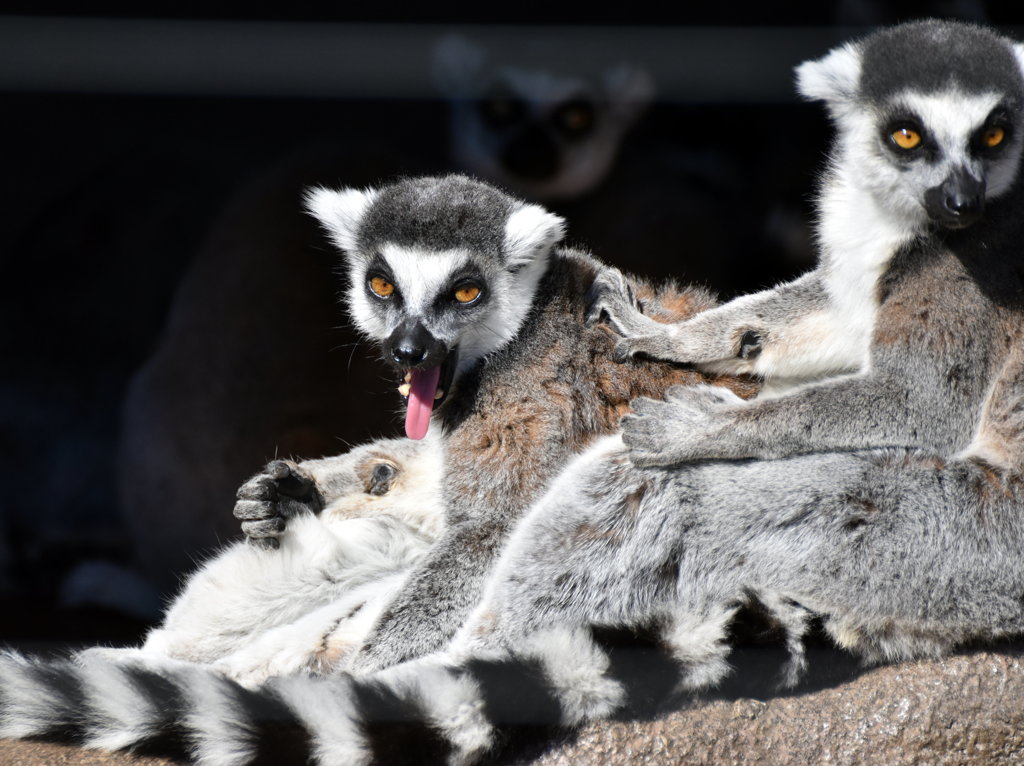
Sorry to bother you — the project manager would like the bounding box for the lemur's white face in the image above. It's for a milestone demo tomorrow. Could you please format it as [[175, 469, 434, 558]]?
[[836, 88, 1023, 230], [344, 238, 550, 441], [797, 27, 1024, 234], [307, 181, 564, 440]]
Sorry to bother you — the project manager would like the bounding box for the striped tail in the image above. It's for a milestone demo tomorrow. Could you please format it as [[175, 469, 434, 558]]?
[[0, 625, 738, 765]]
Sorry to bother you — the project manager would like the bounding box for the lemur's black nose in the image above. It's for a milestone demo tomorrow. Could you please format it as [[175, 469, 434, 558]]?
[[925, 168, 986, 229], [945, 189, 983, 217], [501, 124, 559, 180], [386, 321, 445, 368], [392, 343, 427, 366]]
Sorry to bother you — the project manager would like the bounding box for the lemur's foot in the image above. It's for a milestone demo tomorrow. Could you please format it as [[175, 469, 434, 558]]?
[[233, 460, 324, 549], [585, 267, 648, 336]]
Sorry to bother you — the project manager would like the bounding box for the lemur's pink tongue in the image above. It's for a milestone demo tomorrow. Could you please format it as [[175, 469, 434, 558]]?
[[405, 366, 441, 440]]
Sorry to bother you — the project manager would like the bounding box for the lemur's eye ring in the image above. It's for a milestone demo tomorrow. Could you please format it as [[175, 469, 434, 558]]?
[[891, 127, 922, 150], [454, 284, 481, 304], [369, 276, 395, 298], [983, 126, 1006, 148]]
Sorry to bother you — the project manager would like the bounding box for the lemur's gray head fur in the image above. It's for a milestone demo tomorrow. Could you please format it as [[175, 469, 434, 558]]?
[[307, 174, 565, 439], [797, 19, 1024, 231]]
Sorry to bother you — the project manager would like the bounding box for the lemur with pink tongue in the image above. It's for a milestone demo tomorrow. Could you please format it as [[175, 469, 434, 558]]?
[[306, 174, 754, 671]]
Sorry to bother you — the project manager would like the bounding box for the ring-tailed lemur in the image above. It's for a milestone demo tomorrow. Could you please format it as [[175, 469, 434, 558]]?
[[296, 174, 753, 672], [5, 21, 1024, 766], [600, 19, 1024, 467], [593, 19, 1024, 401], [69, 437, 444, 692], [432, 34, 653, 201]]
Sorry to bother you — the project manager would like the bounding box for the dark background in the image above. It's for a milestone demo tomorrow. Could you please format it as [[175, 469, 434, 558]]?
[[0, 1, 1019, 648]]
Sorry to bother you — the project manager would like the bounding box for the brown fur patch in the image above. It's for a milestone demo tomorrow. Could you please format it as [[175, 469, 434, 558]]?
[[843, 494, 881, 515], [620, 482, 648, 517], [872, 452, 948, 471], [647, 293, 705, 323], [969, 458, 1015, 501], [572, 522, 623, 545], [630, 277, 718, 324], [314, 635, 357, 673], [439, 265, 754, 531]]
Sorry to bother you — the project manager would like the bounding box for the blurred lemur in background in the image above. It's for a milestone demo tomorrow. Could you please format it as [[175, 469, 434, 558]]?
[[433, 34, 653, 201]]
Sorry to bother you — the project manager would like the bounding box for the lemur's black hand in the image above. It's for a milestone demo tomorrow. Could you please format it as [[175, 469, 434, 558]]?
[[233, 460, 324, 549]]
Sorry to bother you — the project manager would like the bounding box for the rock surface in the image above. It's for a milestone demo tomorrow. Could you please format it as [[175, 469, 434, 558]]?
[[2, 646, 1021, 765], [518, 646, 1024, 766]]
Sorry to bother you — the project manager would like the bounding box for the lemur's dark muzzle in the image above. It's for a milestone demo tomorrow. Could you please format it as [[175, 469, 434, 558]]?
[[386, 321, 448, 369], [501, 124, 559, 181], [924, 168, 986, 229]]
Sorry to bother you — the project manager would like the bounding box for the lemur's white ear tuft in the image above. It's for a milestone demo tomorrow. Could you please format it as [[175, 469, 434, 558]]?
[[304, 186, 379, 254], [796, 42, 862, 104], [503, 204, 566, 268], [1012, 43, 1024, 81]]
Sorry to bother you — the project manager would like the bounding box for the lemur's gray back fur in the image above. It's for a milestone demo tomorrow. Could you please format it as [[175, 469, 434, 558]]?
[[4, 20, 1024, 766]]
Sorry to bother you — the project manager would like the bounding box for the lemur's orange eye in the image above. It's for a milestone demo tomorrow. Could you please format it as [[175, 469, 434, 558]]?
[[370, 276, 395, 297], [454, 284, 481, 303], [554, 101, 595, 135], [891, 127, 922, 150], [983, 126, 1005, 147]]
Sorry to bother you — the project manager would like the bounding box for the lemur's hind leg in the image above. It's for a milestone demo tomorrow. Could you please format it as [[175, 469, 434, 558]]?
[[450, 444, 912, 694], [449, 436, 747, 698]]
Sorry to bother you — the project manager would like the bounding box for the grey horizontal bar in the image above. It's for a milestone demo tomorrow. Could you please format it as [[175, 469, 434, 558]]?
[[0, 16, 857, 101]]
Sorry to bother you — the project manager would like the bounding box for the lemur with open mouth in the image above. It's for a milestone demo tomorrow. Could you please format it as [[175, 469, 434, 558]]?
[[299, 174, 753, 671]]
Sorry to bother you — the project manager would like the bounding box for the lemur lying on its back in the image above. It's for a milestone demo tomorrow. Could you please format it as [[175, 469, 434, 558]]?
[[66, 437, 443, 692]]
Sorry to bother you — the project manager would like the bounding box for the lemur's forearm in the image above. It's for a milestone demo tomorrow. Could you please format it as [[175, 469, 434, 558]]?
[[350, 521, 505, 673], [598, 269, 862, 384], [717, 372, 975, 459]]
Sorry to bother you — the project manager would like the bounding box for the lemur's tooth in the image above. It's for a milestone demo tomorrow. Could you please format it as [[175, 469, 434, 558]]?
[[398, 383, 411, 397]]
